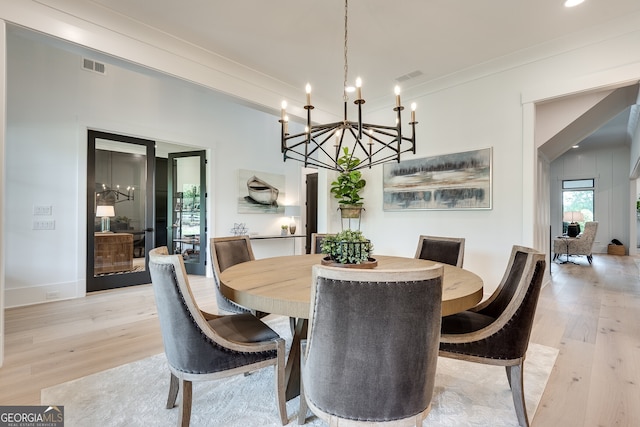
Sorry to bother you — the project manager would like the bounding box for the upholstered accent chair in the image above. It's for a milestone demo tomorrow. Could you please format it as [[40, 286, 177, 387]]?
[[552, 221, 598, 264], [439, 245, 546, 427], [210, 236, 256, 314], [309, 233, 334, 254], [414, 235, 466, 267], [149, 247, 288, 426], [298, 264, 444, 426]]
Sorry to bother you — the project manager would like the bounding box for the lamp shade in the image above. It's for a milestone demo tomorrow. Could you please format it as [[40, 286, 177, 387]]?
[[562, 211, 584, 222], [96, 205, 115, 218], [285, 205, 301, 217]]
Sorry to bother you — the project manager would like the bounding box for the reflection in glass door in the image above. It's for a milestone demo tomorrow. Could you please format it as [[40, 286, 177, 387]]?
[[87, 130, 154, 292], [168, 151, 206, 275]]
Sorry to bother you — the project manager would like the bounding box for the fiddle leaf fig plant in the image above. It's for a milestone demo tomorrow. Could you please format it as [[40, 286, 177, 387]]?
[[330, 147, 366, 206]]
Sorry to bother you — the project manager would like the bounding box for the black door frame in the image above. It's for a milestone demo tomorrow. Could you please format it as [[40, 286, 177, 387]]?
[[305, 172, 318, 253], [86, 130, 155, 291], [167, 150, 207, 275]]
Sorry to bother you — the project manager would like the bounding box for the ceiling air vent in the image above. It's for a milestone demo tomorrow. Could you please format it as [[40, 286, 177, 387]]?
[[395, 70, 423, 83], [82, 58, 106, 75]]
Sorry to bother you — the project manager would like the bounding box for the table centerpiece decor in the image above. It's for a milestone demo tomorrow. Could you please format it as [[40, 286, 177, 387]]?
[[320, 229, 377, 268]]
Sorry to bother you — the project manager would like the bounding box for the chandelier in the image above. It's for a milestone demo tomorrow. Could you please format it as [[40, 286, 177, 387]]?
[[96, 183, 135, 205], [279, 0, 417, 172]]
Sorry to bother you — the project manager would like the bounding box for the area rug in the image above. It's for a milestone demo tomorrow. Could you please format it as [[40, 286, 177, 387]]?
[[42, 317, 558, 427]]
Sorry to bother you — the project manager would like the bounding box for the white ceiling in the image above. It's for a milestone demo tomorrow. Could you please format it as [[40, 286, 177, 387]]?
[[85, 0, 640, 110], [15, 0, 640, 151]]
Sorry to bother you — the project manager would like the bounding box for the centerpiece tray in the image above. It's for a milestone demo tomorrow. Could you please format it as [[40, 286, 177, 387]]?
[[320, 257, 378, 269]]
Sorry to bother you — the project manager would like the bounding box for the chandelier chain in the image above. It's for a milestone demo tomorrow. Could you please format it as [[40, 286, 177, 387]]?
[[343, 0, 349, 101]]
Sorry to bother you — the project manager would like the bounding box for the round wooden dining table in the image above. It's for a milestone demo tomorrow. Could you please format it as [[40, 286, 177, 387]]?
[[220, 253, 483, 401], [219, 253, 484, 318]]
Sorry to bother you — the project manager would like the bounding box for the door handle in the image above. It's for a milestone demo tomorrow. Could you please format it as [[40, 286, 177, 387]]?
[[144, 228, 154, 232]]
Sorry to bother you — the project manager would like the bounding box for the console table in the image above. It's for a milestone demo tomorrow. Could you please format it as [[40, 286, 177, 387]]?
[[250, 234, 306, 254], [249, 234, 306, 240]]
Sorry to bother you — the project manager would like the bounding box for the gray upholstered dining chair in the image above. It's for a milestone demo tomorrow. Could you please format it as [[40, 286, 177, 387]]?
[[210, 235, 255, 314], [298, 264, 444, 426], [439, 245, 546, 427], [148, 247, 288, 426], [414, 234, 465, 267], [309, 233, 334, 254], [552, 221, 598, 264]]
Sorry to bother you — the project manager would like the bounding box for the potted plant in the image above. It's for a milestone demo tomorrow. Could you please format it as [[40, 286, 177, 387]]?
[[330, 147, 366, 219], [280, 224, 289, 236], [320, 229, 375, 267]]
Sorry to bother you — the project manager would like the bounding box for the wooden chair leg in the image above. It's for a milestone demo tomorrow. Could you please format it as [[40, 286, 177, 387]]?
[[298, 340, 308, 425], [178, 379, 192, 427], [166, 372, 179, 409], [298, 378, 307, 425], [506, 364, 530, 427], [275, 341, 288, 425]]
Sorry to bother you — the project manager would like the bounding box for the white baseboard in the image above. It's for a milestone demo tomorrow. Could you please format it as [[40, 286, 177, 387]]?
[[5, 280, 84, 308]]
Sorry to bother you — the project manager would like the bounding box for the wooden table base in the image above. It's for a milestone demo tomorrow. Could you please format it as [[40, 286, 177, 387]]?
[[285, 318, 307, 401]]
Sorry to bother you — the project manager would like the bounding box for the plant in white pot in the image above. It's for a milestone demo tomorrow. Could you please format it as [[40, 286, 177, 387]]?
[[320, 229, 375, 267], [330, 147, 366, 219]]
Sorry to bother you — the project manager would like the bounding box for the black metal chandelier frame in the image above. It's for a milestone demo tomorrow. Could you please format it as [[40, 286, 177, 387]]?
[[279, 0, 417, 172]]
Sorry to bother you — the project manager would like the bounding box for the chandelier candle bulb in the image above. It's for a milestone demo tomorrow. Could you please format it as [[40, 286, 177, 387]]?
[[411, 102, 416, 122], [355, 77, 362, 100], [305, 83, 312, 106], [395, 86, 401, 107], [281, 100, 287, 121], [284, 115, 289, 134]]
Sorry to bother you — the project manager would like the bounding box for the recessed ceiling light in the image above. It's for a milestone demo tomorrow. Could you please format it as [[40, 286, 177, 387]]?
[[564, 0, 585, 7], [572, 145, 580, 148]]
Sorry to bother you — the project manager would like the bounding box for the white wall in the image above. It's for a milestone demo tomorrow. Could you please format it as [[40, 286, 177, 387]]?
[[550, 145, 631, 252], [346, 31, 640, 293], [4, 30, 300, 307], [347, 74, 528, 293]]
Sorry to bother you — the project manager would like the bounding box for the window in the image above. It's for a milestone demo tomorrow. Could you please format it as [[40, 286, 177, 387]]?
[[562, 178, 594, 234]]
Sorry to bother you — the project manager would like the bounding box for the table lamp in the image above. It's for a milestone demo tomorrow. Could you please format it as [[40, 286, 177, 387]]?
[[562, 211, 584, 237], [96, 205, 115, 233], [284, 205, 301, 235]]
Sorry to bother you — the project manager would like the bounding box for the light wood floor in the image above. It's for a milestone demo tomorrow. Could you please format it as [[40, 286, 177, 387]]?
[[1, 254, 639, 426]]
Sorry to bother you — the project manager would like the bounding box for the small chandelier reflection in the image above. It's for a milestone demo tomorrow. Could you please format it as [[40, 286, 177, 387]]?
[[279, 0, 417, 172], [96, 183, 135, 206]]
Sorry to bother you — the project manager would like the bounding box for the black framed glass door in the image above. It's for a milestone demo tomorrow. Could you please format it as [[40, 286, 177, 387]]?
[[167, 151, 206, 275], [87, 130, 155, 291]]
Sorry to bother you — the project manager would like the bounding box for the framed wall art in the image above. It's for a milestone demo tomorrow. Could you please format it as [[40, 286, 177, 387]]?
[[383, 147, 492, 211], [237, 169, 285, 214]]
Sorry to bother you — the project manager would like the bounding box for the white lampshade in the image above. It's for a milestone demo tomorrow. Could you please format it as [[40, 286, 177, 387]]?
[[562, 211, 584, 223], [96, 205, 115, 218]]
